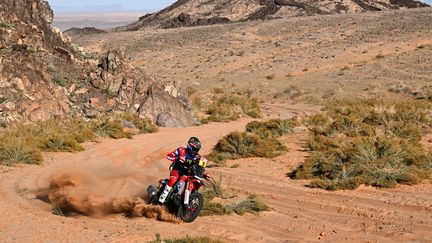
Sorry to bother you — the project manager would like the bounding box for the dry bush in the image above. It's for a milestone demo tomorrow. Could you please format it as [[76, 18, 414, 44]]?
[[91, 117, 132, 139], [376, 53, 385, 59], [291, 99, 432, 190], [202, 176, 225, 200], [201, 202, 233, 216], [0, 139, 42, 166], [206, 94, 261, 122], [246, 118, 299, 138], [266, 74, 275, 80], [209, 119, 297, 166], [118, 112, 159, 134], [0, 114, 158, 166], [52, 203, 65, 217], [0, 20, 15, 30], [229, 195, 269, 215], [201, 195, 269, 217], [200, 176, 269, 217], [0, 117, 92, 166], [201, 176, 232, 216], [209, 131, 286, 166], [151, 234, 223, 243]]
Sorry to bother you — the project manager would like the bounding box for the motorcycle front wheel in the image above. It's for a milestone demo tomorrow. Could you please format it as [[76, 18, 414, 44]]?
[[177, 192, 204, 223]]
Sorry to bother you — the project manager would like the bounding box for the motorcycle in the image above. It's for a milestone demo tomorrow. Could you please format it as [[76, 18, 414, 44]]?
[[147, 159, 210, 223]]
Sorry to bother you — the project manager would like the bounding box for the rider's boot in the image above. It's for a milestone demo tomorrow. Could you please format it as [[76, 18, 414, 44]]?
[[158, 185, 172, 204]]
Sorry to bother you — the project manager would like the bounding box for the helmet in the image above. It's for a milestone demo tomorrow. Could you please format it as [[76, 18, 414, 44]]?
[[187, 137, 201, 156]]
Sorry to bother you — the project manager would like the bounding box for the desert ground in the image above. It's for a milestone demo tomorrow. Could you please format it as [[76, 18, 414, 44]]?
[[0, 7, 431, 243], [52, 12, 144, 31], [1, 113, 431, 242], [73, 8, 432, 105]]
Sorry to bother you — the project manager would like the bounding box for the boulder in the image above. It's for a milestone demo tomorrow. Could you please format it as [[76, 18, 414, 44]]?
[[138, 85, 196, 127]]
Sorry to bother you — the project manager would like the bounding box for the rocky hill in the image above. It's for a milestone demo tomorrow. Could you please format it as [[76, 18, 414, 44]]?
[[0, 0, 195, 127], [120, 0, 429, 30]]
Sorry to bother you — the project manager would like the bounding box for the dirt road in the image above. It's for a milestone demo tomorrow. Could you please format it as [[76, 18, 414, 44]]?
[[0, 115, 431, 242]]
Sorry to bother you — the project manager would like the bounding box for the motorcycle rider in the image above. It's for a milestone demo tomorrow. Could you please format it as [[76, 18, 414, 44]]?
[[158, 137, 203, 204]]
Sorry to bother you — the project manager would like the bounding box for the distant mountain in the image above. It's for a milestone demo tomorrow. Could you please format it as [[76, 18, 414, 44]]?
[[51, 4, 141, 13], [81, 5, 126, 12], [118, 0, 430, 30]]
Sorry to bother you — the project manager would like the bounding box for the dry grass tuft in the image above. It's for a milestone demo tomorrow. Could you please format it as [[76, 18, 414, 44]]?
[[151, 234, 223, 243], [206, 94, 261, 122], [229, 195, 269, 215], [209, 131, 286, 166], [201, 202, 233, 216], [0, 114, 158, 166], [209, 119, 297, 166], [291, 99, 432, 190], [246, 118, 299, 138], [200, 176, 269, 217], [118, 112, 159, 134], [91, 117, 132, 139], [0, 139, 42, 166]]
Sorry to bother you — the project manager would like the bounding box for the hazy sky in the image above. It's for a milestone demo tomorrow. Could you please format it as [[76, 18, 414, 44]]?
[[48, 0, 177, 11]]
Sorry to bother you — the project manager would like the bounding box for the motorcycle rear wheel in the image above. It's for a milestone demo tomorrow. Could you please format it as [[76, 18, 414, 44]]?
[[147, 185, 159, 205], [177, 192, 204, 223]]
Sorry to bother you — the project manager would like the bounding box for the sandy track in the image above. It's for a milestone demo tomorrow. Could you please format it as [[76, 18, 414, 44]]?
[[0, 115, 431, 242]]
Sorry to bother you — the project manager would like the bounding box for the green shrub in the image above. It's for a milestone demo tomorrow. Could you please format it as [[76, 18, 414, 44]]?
[[291, 99, 432, 190]]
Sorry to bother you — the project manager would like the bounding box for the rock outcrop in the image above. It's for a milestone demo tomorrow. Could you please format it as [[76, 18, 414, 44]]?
[[88, 49, 195, 127], [117, 0, 430, 30], [0, 0, 195, 127]]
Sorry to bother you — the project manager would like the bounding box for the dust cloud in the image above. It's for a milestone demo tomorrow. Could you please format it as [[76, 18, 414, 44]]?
[[38, 164, 179, 223]]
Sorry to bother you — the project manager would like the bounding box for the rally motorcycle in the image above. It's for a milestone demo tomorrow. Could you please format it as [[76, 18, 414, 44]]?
[[147, 159, 210, 223]]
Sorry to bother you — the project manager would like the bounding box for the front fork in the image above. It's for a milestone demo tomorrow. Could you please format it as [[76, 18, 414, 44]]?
[[184, 181, 191, 206]]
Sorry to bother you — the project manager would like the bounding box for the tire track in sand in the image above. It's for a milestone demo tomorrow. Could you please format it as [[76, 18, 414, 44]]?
[[0, 112, 431, 242]]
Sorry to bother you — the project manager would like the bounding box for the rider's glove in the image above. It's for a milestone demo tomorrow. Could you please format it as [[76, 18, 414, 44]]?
[[204, 173, 211, 180], [179, 156, 186, 163]]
